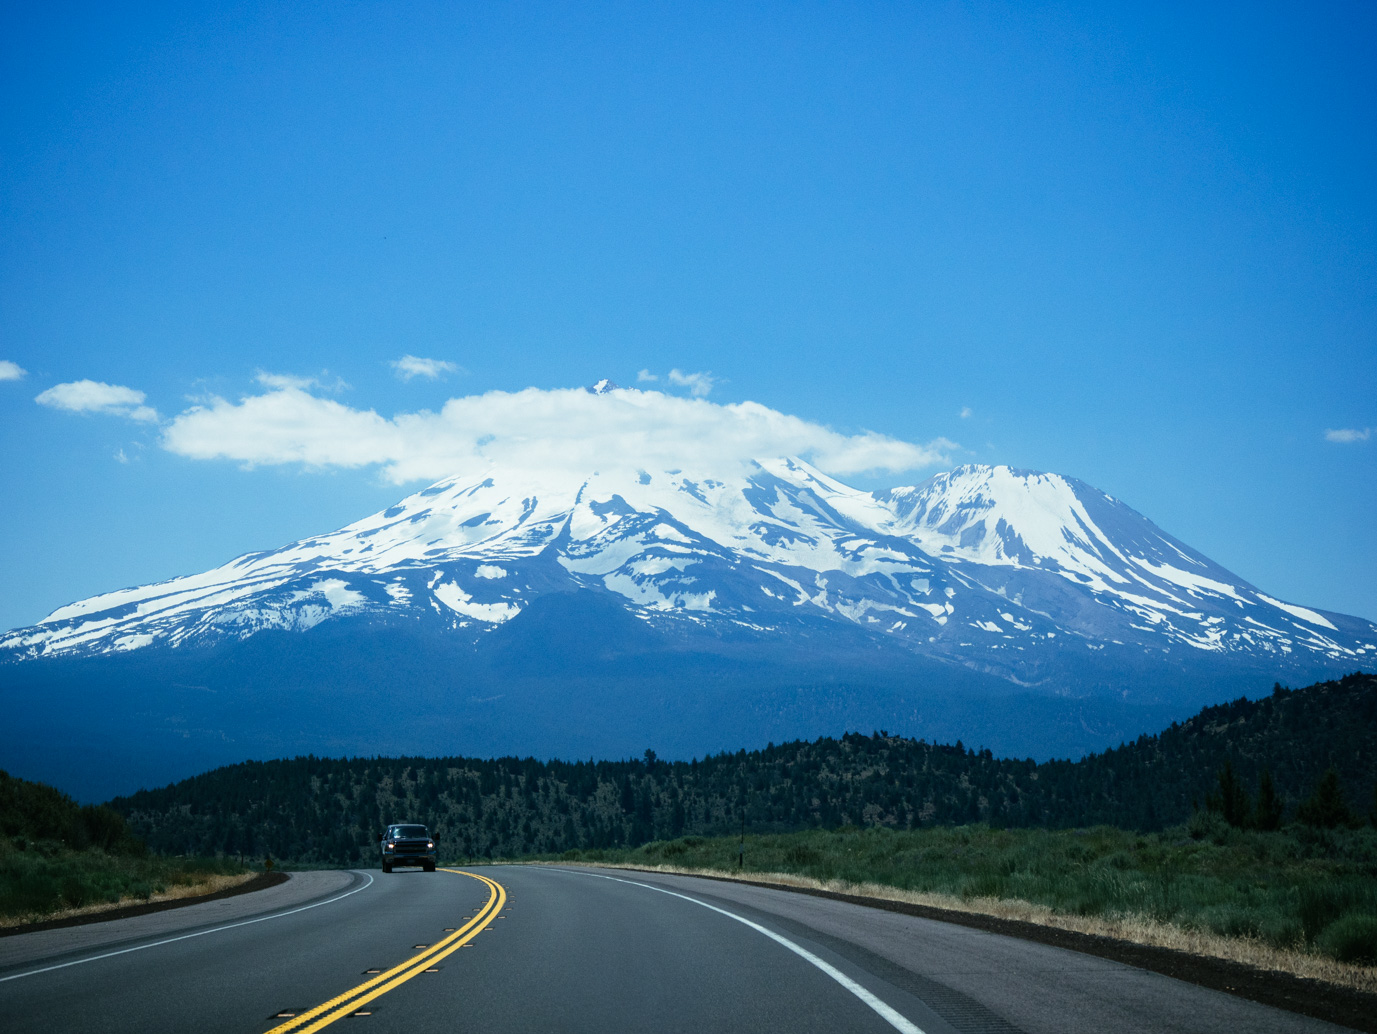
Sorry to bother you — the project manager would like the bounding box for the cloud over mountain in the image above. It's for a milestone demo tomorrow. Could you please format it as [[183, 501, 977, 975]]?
[[160, 384, 954, 483]]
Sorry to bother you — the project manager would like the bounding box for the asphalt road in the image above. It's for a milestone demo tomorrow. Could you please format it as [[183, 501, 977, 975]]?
[[0, 864, 1359, 1034]]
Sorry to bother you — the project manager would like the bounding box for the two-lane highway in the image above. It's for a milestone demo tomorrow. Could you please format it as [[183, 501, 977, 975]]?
[[0, 864, 1359, 1033]]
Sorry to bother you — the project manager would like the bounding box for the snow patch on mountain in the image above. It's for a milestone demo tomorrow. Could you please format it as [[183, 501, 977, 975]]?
[[433, 581, 520, 623], [1256, 594, 1337, 630]]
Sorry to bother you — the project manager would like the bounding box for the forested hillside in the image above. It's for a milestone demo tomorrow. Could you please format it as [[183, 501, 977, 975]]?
[[2, 770, 136, 853], [111, 673, 1377, 865], [2, 770, 245, 922], [1058, 671, 1376, 829]]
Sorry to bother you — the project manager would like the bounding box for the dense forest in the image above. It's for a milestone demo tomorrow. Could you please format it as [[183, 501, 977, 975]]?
[[111, 672, 1377, 865]]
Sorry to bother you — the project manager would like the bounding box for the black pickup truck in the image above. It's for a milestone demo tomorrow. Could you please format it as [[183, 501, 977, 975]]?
[[379, 824, 437, 872]]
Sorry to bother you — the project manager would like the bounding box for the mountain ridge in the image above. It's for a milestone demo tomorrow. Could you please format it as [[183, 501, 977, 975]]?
[[4, 460, 1372, 683]]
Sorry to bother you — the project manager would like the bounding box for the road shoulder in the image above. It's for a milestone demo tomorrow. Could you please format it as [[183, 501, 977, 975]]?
[[0, 869, 362, 974], [571, 863, 1377, 1034]]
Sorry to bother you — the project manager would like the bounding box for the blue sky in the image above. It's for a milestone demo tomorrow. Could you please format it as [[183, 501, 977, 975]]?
[[1, 0, 1374, 630]]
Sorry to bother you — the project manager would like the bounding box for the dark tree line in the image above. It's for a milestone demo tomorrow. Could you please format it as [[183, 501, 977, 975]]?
[[2, 769, 142, 854], [109, 672, 1377, 864]]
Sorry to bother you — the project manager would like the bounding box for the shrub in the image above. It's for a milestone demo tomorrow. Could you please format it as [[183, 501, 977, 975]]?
[[1296, 881, 1377, 944], [783, 843, 821, 866], [1187, 808, 1226, 841], [1316, 914, 1377, 964], [1257, 912, 1304, 950]]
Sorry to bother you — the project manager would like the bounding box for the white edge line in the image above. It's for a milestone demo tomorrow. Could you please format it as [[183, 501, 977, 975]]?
[[551, 868, 924, 1034], [0, 870, 375, 983]]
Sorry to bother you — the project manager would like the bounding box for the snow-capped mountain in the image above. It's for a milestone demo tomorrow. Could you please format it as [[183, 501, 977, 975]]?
[[879, 466, 1375, 668], [4, 460, 1373, 683], [8, 457, 1376, 799]]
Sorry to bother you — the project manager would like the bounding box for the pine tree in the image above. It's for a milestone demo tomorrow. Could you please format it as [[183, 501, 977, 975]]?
[[1297, 768, 1352, 829], [1208, 759, 1252, 828], [1255, 767, 1283, 831]]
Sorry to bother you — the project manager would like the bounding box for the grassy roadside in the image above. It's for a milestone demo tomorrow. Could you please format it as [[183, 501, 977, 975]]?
[[0, 838, 252, 929], [526, 819, 1377, 990], [1, 768, 250, 929]]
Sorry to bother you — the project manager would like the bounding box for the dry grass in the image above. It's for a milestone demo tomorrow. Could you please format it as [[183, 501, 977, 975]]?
[[0, 872, 258, 930], [548, 860, 1377, 995]]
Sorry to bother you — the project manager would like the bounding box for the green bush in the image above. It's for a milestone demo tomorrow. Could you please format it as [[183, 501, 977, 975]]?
[[1296, 880, 1377, 944], [1315, 914, 1377, 964], [784, 843, 821, 866], [1188, 809, 1226, 841], [1257, 912, 1304, 949]]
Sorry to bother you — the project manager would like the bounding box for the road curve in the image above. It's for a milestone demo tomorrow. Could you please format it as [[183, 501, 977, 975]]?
[[0, 864, 1358, 1034]]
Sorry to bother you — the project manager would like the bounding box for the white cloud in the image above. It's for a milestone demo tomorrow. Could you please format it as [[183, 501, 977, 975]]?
[[959, 406, 973, 419], [164, 387, 398, 470], [255, 370, 349, 393], [1325, 427, 1371, 444], [161, 384, 955, 484], [0, 360, 26, 381], [637, 369, 658, 383], [35, 380, 158, 422], [667, 369, 715, 397], [391, 355, 462, 381], [256, 371, 318, 391]]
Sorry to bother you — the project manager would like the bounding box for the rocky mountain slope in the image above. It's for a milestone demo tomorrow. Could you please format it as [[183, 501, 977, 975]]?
[[4, 460, 1371, 687]]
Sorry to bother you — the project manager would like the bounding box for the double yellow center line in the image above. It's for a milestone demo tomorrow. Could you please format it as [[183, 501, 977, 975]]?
[[266, 869, 506, 1034]]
